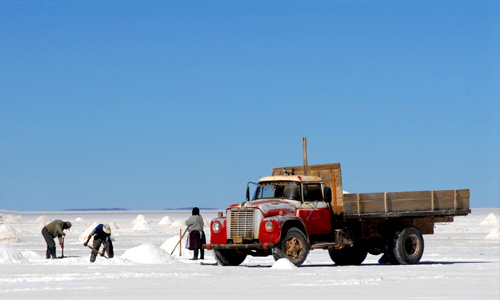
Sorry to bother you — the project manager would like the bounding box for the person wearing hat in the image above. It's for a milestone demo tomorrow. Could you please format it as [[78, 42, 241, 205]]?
[[41, 219, 72, 259], [83, 223, 114, 262]]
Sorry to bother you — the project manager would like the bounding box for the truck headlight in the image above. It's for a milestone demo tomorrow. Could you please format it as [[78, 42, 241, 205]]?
[[265, 220, 274, 232], [212, 221, 221, 233]]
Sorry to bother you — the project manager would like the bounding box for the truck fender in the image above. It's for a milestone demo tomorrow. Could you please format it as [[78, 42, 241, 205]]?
[[280, 217, 308, 241], [259, 215, 308, 245], [209, 217, 227, 245]]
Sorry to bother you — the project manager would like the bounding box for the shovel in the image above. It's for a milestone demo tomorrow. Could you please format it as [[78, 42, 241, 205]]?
[[87, 245, 109, 259], [58, 236, 66, 259]]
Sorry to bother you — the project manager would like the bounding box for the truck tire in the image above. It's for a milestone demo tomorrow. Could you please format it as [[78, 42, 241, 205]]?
[[328, 243, 368, 265], [272, 228, 309, 266], [391, 226, 424, 265], [214, 249, 247, 266]]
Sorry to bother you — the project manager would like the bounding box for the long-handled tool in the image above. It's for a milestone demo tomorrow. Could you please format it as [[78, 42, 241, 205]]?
[[58, 236, 65, 259], [87, 245, 109, 259], [61, 236, 64, 258], [170, 226, 189, 255]]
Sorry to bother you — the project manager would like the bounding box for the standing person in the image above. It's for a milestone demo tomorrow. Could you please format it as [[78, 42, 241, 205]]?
[[83, 223, 114, 262], [185, 207, 205, 260], [41, 219, 72, 259]]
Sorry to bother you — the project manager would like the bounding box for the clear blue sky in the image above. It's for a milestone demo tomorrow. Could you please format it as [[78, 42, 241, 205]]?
[[1, 1, 499, 211]]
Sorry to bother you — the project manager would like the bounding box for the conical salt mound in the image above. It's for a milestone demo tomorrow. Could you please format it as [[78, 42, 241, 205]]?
[[0, 225, 22, 243], [480, 213, 499, 225], [158, 216, 173, 226], [131, 214, 151, 225]]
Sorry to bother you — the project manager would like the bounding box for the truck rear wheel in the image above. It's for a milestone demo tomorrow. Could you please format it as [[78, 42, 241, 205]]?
[[328, 243, 368, 265], [214, 249, 247, 266], [272, 228, 309, 266], [391, 226, 424, 265]]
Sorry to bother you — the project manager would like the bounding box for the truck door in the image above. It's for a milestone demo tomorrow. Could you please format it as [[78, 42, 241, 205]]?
[[297, 183, 332, 235]]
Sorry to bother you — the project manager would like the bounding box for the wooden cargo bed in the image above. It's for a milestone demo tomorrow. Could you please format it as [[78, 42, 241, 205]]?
[[342, 189, 470, 218]]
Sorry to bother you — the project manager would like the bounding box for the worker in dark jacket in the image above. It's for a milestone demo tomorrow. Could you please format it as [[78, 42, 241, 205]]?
[[83, 223, 114, 262], [185, 207, 205, 260], [41, 219, 72, 259]]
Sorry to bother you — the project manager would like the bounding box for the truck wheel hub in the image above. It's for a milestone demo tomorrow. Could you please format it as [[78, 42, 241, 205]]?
[[404, 233, 420, 257], [285, 237, 303, 259]]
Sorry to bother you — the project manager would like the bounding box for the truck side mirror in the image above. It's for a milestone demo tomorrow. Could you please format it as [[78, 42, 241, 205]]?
[[324, 187, 332, 202], [246, 186, 250, 201]]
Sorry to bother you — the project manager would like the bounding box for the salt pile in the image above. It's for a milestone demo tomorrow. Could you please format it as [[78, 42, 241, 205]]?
[[79, 222, 99, 243], [110, 221, 119, 230], [37, 216, 51, 229], [480, 213, 499, 225], [271, 258, 297, 269], [0, 245, 41, 263], [131, 214, 151, 225], [4, 214, 26, 223], [36, 215, 51, 223], [121, 243, 177, 264], [132, 220, 153, 231], [161, 235, 189, 257], [0, 224, 22, 243], [485, 228, 500, 240], [158, 216, 173, 226]]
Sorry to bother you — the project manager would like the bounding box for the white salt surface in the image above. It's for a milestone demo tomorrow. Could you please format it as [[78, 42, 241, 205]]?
[[0, 245, 40, 263], [171, 219, 185, 227], [0, 208, 498, 300]]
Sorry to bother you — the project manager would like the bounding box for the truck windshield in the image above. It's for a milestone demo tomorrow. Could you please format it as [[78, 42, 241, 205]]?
[[253, 181, 301, 201]]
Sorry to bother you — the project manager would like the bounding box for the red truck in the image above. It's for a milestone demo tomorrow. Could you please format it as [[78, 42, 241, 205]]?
[[205, 149, 470, 267]]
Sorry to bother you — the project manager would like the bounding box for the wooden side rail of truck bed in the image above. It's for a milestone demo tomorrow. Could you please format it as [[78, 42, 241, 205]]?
[[342, 189, 470, 219]]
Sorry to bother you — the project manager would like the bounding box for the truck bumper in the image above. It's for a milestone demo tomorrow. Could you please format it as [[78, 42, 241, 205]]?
[[203, 243, 275, 250]]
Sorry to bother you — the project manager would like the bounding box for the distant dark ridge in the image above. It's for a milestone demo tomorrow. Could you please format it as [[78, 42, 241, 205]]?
[[62, 207, 219, 211], [163, 207, 219, 210], [63, 208, 128, 211]]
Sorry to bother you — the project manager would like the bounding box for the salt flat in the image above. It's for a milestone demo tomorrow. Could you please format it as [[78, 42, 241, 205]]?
[[1, 208, 499, 300]]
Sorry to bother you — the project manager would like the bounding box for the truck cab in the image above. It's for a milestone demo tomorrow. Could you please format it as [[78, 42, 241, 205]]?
[[205, 174, 333, 266], [253, 175, 332, 235]]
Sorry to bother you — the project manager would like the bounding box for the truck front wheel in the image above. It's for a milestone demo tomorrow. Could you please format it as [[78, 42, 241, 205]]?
[[391, 226, 424, 265], [272, 228, 309, 266], [214, 249, 247, 266], [328, 243, 368, 265]]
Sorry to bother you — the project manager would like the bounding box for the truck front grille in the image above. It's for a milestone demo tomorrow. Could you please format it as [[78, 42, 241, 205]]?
[[229, 209, 254, 239]]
